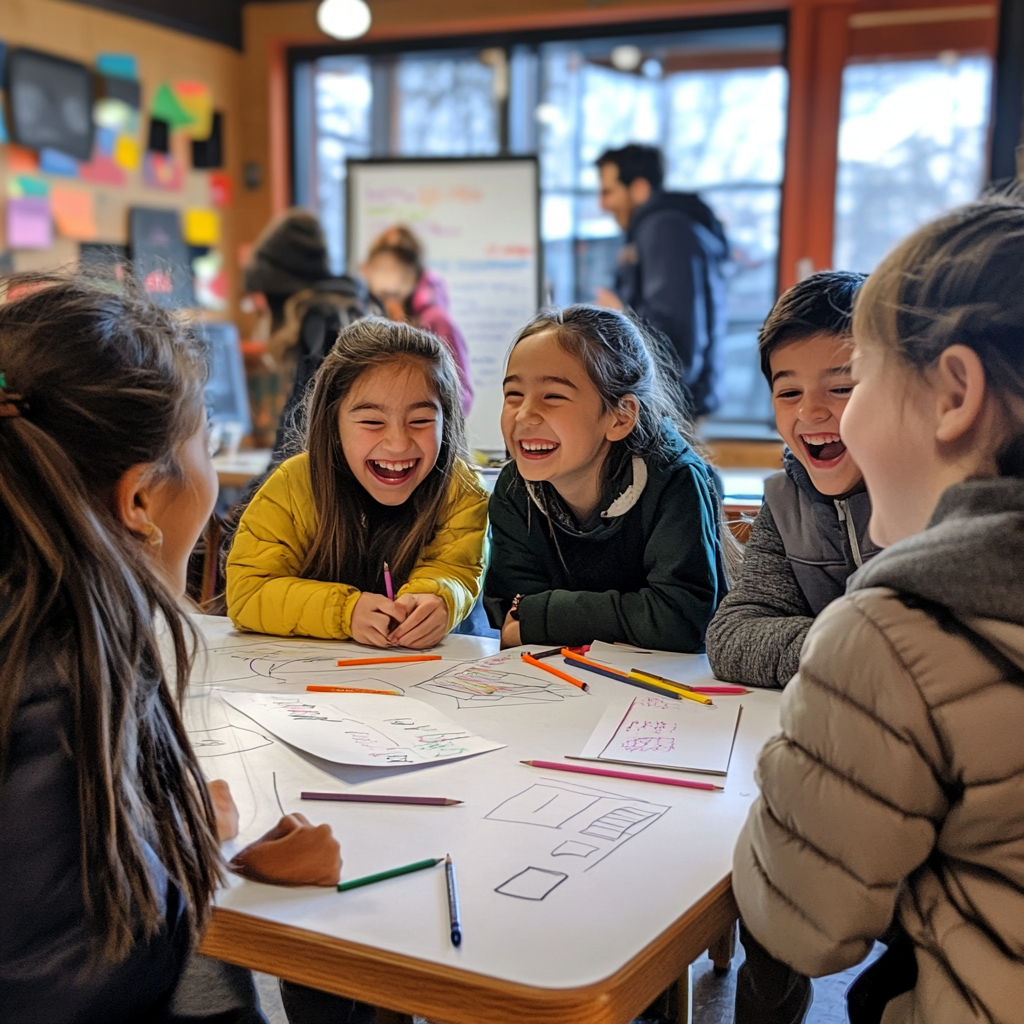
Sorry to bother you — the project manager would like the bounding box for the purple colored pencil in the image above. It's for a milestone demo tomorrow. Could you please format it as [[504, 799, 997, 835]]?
[[301, 792, 462, 806]]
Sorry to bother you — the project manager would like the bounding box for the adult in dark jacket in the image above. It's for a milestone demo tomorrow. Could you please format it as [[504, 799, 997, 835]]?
[[595, 144, 729, 418]]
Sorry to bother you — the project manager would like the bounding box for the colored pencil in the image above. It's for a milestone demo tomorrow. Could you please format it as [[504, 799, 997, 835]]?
[[627, 667, 746, 696], [689, 685, 749, 695], [337, 856, 442, 892], [335, 655, 442, 667], [307, 685, 400, 696], [521, 759, 722, 791], [619, 673, 682, 700], [445, 854, 462, 946], [384, 561, 395, 601], [561, 649, 630, 678], [532, 645, 591, 660], [629, 669, 713, 705], [521, 652, 589, 691], [562, 657, 631, 683], [301, 792, 462, 806]]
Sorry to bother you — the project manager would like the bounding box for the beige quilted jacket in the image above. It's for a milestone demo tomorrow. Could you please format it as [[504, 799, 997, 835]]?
[[733, 478, 1024, 1024]]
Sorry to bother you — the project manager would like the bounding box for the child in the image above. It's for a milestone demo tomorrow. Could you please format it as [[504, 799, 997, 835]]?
[[483, 305, 729, 651], [707, 270, 878, 689], [733, 199, 1024, 1023], [227, 318, 488, 648], [362, 225, 474, 412]]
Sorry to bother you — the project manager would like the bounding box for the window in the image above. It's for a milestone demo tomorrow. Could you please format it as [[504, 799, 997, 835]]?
[[294, 22, 787, 429], [833, 53, 993, 273]]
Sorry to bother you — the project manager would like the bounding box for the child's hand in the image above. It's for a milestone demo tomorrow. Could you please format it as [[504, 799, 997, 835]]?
[[350, 592, 405, 647], [207, 779, 239, 842], [500, 609, 521, 649], [229, 813, 341, 887], [388, 593, 448, 649]]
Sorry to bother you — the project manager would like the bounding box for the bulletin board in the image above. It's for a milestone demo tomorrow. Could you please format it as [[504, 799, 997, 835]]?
[[347, 157, 541, 452]]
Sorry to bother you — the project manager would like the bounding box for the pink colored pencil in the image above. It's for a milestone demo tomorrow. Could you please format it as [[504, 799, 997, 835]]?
[[521, 759, 722, 791], [689, 685, 748, 695], [383, 561, 395, 601]]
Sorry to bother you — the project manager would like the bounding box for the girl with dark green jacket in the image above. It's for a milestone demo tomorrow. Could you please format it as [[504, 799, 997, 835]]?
[[484, 305, 729, 651]]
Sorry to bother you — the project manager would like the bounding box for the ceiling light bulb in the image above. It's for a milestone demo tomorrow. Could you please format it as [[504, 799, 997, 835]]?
[[610, 45, 643, 72], [317, 0, 372, 41]]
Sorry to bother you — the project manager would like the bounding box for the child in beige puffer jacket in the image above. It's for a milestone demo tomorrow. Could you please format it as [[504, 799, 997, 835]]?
[[733, 198, 1024, 1024]]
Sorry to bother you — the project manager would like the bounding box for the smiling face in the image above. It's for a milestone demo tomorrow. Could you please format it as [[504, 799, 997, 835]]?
[[501, 330, 636, 517], [770, 332, 863, 496], [338, 358, 442, 506]]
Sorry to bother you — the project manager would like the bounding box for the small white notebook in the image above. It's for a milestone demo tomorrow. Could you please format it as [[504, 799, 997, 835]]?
[[577, 693, 743, 776]]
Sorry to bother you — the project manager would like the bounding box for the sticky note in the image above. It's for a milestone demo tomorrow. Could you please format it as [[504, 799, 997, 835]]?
[[209, 171, 232, 208], [114, 134, 140, 171], [39, 149, 80, 178], [184, 208, 220, 246], [80, 155, 127, 187], [174, 81, 214, 140], [6, 175, 49, 199], [94, 98, 134, 134], [7, 146, 39, 174], [143, 152, 184, 191], [51, 187, 97, 241], [6, 197, 53, 250], [150, 82, 195, 130], [96, 53, 138, 81]]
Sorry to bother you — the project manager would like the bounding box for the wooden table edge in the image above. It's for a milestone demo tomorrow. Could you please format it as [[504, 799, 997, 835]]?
[[199, 874, 738, 1024]]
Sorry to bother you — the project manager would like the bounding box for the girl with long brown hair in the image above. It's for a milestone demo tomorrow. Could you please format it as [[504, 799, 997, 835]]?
[[227, 317, 488, 648]]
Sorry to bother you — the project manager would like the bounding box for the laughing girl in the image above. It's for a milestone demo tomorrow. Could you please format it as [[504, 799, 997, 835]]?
[[484, 305, 730, 651], [227, 318, 488, 648]]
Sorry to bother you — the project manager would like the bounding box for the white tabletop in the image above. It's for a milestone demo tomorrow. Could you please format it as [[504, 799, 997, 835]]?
[[187, 616, 780, 992]]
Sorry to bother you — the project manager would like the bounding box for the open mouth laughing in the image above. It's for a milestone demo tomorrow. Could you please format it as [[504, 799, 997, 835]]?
[[517, 439, 560, 461], [800, 432, 847, 468], [366, 458, 419, 484]]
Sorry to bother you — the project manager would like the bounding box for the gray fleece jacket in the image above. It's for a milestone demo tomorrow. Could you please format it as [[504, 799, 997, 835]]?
[[706, 451, 879, 687], [733, 476, 1024, 1023]]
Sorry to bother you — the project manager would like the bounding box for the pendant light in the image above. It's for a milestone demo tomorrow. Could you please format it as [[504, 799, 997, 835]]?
[[317, 0, 372, 41]]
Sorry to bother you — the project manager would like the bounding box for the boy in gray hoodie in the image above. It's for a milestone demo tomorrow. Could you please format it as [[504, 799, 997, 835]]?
[[706, 271, 878, 690]]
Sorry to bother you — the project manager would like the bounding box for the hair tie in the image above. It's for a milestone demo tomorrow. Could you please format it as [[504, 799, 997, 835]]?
[[0, 372, 25, 418]]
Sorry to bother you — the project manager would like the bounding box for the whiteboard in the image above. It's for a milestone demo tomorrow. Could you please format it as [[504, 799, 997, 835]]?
[[347, 158, 541, 452]]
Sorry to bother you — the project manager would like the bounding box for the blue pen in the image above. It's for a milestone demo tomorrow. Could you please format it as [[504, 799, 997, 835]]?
[[445, 854, 462, 946]]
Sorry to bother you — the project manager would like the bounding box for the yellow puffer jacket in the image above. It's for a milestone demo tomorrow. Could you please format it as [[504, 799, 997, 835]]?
[[226, 453, 488, 640]]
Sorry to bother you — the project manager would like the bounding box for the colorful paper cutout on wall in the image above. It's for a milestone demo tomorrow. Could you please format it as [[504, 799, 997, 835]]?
[[0, 98, 7, 145], [114, 135, 140, 171], [95, 126, 116, 157], [6, 197, 53, 250], [143, 152, 184, 191], [51, 187, 97, 241], [150, 83, 195, 130], [6, 175, 49, 199], [7, 146, 40, 174], [174, 81, 213, 140], [39, 149, 80, 178], [193, 250, 228, 311], [184, 208, 220, 246], [209, 172, 232, 208], [96, 53, 138, 81], [80, 154, 127, 187]]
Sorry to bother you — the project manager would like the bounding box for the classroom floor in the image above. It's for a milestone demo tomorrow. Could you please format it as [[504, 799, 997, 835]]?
[[252, 940, 879, 1023]]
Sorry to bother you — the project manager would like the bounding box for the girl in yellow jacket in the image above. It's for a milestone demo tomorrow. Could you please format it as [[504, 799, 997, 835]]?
[[227, 318, 488, 648]]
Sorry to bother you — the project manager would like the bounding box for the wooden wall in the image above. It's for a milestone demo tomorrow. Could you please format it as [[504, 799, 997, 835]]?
[[0, 0, 242, 312]]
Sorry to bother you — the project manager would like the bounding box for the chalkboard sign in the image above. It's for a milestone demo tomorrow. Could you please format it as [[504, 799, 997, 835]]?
[[128, 207, 195, 309], [195, 320, 251, 433], [8, 48, 94, 161]]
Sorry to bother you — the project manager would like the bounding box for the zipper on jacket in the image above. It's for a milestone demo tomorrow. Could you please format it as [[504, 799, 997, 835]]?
[[835, 499, 863, 568]]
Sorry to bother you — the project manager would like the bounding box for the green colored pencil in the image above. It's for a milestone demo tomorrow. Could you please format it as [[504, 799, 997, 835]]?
[[336, 856, 442, 892]]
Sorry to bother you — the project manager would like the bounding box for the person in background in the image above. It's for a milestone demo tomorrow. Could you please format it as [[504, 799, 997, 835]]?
[[243, 207, 380, 462], [484, 305, 733, 651], [361, 224, 474, 414], [707, 270, 877, 691], [594, 144, 729, 420], [734, 198, 1024, 1024]]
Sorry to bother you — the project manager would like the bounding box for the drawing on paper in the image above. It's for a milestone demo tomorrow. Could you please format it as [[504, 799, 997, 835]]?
[[415, 654, 585, 709], [219, 691, 504, 767], [188, 724, 274, 757], [488, 779, 669, 900], [495, 867, 568, 901]]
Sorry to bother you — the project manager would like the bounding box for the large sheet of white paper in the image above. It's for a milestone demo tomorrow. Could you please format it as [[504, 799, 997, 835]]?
[[578, 693, 743, 776], [219, 691, 504, 767]]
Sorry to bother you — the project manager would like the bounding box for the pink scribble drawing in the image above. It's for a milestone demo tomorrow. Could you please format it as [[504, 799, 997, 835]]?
[[620, 736, 676, 754], [624, 719, 676, 735]]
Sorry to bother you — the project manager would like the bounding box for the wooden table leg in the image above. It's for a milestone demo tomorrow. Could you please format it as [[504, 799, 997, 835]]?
[[376, 1011, 413, 1024], [708, 920, 737, 972], [676, 963, 693, 1024]]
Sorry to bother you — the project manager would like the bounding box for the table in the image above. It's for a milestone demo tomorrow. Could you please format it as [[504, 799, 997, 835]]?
[[213, 448, 274, 489], [190, 617, 781, 1024]]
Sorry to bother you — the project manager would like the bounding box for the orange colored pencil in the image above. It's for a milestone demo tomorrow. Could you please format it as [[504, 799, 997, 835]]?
[[335, 655, 442, 667], [521, 652, 589, 692], [307, 686, 400, 696]]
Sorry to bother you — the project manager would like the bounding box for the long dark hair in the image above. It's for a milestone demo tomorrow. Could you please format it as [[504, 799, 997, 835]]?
[[302, 317, 468, 589], [0, 273, 222, 961], [509, 305, 742, 577]]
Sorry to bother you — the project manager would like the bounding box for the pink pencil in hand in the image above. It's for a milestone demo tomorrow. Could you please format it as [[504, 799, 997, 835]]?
[[384, 561, 394, 601]]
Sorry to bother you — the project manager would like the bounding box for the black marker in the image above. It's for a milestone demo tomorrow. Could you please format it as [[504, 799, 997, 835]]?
[[445, 853, 462, 946]]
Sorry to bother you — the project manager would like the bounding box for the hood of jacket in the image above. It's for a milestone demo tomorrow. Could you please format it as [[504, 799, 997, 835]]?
[[628, 190, 728, 259], [849, 477, 1024, 653]]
